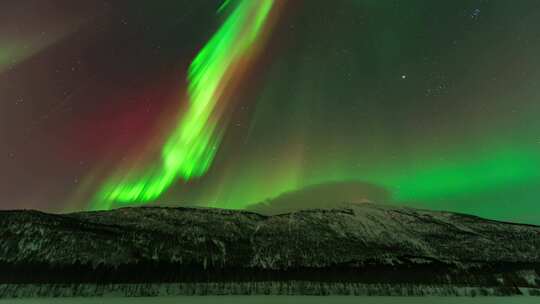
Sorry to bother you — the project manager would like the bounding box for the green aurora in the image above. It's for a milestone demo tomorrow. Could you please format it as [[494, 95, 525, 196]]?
[[94, 1, 540, 222], [196, 141, 540, 212], [92, 0, 276, 210], [3, 0, 540, 225]]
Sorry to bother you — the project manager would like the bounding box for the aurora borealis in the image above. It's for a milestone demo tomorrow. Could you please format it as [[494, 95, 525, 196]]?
[[93, 0, 276, 209], [2, 0, 540, 224]]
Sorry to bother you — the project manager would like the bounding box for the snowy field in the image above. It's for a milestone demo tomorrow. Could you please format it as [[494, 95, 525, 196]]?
[[2, 297, 540, 304]]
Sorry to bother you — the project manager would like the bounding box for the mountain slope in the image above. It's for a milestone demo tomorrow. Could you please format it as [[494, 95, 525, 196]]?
[[1, 203, 540, 296]]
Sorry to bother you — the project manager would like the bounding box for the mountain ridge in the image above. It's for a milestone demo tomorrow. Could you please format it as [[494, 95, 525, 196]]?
[[1, 203, 540, 297]]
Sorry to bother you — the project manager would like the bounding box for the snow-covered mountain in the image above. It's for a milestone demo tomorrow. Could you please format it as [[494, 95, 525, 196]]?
[[1, 203, 539, 296]]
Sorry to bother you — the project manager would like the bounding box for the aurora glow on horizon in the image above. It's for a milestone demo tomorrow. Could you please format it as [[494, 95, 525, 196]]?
[[2, 0, 540, 224]]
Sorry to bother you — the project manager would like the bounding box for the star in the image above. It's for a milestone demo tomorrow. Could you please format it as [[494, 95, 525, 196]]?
[[471, 8, 481, 19]]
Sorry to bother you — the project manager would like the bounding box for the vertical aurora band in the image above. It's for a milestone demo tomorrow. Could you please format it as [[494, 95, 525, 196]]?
[[92, 0, 275, 210]]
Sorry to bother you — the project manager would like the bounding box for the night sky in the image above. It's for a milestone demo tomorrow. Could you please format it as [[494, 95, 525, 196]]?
[[2, 0, 540, 224]]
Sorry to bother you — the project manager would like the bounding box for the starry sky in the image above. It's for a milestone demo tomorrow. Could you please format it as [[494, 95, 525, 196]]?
[[1, 0, 540, 224]]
